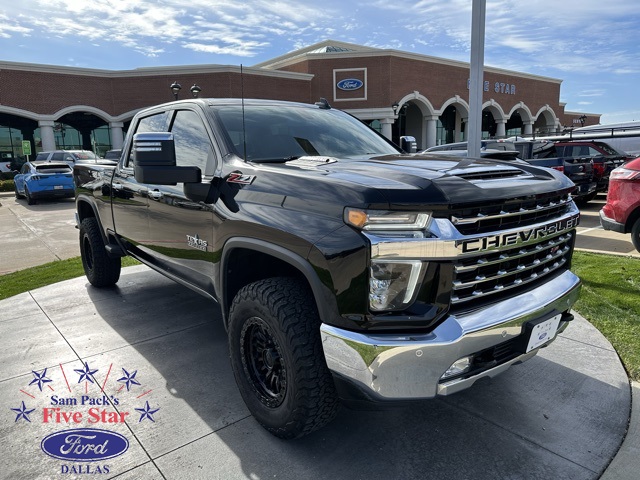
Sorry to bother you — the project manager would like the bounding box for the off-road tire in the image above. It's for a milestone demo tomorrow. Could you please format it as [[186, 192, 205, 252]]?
[[228, 277, 339, 439], [79, 217, 121, 287], [632, 218, 640, 253]]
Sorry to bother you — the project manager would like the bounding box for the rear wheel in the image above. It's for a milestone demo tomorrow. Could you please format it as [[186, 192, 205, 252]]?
[[228, 277, 338, 439], [79, 217, 121, 287], [25, 186, 36, 205], [632, 218, 640, 253], [14, 184, 22, 199]]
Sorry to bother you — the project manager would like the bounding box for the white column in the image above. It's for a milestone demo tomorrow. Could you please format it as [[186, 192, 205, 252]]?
[[380, 118, 394, 141], [455, 114, 463, 142], [38, 120, 56, 151], [496, 120, 506, 138], [425, 116, 438, 149], [109, 122, 125, 149], [523, 122, 533, 136]]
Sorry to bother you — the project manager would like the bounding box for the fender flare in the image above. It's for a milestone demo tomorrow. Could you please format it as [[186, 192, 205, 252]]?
[[219, 237, 338, 325], [75, 195, 113, 249]]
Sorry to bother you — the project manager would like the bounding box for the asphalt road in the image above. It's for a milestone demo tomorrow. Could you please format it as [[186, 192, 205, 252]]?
[[0, 192, 637, 276]]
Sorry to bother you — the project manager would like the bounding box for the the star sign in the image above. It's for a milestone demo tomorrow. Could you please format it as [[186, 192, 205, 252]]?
[[135, 401, 159, 423], [117, 368, 141, 391], [11, 401, 35, 423], [74, 362, 98, 384], [29, 368, 53, 391]]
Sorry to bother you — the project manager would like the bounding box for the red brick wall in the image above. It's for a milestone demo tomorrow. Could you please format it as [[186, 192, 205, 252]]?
[[0, 69, 311, 117]]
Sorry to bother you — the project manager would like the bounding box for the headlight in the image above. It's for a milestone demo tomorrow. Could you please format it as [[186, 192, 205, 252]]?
[[369, 261, 424, 311], [345, 208, 431, 231]]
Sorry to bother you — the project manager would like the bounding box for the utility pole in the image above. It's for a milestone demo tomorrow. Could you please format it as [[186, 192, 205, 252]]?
[[467, 0, 486, 158]]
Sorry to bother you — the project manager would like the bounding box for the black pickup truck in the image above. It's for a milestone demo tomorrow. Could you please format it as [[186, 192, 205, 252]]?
[[511, 139, 597, 203], [74, 98, 582, 439]]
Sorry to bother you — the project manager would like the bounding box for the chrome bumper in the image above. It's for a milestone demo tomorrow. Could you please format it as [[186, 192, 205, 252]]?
[[320, 269, 581, 400]]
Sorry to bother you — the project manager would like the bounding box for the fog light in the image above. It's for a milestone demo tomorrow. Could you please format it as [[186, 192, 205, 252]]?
[[369, 261, 424, 311], [441, 356, 473, 380]]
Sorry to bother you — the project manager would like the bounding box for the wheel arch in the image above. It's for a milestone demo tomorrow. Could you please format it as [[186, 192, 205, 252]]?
[[220, 238, 335, 327], [75, 196, 115, 247], [625, 205, 640, 233]]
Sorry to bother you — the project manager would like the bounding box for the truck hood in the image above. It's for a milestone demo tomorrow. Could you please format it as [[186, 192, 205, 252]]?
[[279, 154, 573, 206]]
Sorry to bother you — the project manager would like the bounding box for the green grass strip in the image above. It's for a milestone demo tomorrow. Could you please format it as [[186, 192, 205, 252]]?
[[571, 251, 640, 381], [0, 256, 139, 301]]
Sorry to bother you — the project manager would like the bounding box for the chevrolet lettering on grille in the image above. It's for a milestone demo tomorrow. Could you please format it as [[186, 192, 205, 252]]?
[[459, 215, 580, 254]]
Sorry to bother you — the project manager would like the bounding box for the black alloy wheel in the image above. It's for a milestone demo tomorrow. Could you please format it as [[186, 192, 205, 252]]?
[[240, 317, 287, 408]]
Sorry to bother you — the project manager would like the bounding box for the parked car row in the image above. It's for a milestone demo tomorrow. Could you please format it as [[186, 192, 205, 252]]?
[[425, 138, 634, 204]]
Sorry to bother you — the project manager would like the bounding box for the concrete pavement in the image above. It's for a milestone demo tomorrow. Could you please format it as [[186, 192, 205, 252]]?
[[0, 265, 633, 479]]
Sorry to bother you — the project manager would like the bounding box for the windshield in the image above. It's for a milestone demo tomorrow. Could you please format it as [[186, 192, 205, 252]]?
[[213, 104, 399, 162]]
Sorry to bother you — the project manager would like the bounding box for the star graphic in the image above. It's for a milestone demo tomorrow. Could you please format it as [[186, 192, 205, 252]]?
[[29, 368, 53, 391], [117, 368, 141, 391], [11, 401, 35, 423], [135, 401, 160, 423], [74, 362, 98, 384]]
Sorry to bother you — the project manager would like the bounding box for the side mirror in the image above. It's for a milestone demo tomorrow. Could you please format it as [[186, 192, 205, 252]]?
[[400, 136, 417, 154], [133, 132, 201, 185]]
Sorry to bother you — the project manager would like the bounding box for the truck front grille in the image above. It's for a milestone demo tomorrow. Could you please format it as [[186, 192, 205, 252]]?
[[451, 232, 574, 305], [449, 193, 572, 235]]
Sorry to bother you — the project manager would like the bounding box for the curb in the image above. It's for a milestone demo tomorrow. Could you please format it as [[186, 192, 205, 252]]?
[[600, 380, 639, 480]]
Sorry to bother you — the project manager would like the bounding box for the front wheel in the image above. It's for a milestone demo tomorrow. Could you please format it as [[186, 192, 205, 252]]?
[[79, 217, 121, 287], [632, 218, 640, 253], [228, 277, 338, 439]]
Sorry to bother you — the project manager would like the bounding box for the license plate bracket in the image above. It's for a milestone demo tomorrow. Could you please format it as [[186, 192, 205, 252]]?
[[523, 314, 562, 353]]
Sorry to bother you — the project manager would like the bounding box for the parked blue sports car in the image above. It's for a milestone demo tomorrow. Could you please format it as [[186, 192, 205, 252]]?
[[14, 161, 75, 205]]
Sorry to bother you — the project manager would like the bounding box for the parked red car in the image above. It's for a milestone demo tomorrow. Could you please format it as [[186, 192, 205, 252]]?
[[600, 157, 640, 252]]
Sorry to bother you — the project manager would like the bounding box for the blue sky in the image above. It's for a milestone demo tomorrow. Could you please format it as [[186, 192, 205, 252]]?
[[1, 0, 639, 124]]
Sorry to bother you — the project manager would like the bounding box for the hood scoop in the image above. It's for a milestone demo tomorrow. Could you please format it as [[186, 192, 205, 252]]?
[[286, 156, 338, 168], [447, 165, 527, 181]]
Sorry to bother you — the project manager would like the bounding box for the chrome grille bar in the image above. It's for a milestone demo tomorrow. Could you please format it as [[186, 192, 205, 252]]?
[[452, 196, 573, 226], [454, 233, 573, 273]]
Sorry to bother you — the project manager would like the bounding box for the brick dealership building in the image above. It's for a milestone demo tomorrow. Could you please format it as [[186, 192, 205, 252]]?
[[0, 40, 599, 159]]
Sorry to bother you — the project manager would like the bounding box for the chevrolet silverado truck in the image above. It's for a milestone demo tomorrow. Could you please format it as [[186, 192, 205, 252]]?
[[74, 98, 582, 439]]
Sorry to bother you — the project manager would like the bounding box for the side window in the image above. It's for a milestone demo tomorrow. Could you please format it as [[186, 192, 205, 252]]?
[[35, 153, 49, 161], [21, 164, 30, 174], [171, 110, 214, 176], [588, 147, 600, 156], [52, 152, 64, 161], [124, 112, 170, 168]]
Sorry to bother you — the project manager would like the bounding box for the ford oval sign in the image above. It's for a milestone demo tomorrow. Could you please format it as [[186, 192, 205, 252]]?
[[41, 428, 129, 462], [336, 78, 363, 91]]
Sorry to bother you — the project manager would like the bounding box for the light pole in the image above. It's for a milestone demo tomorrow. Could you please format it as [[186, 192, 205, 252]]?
[[170, 81, 182, 100], [190, 84, 202, 98]]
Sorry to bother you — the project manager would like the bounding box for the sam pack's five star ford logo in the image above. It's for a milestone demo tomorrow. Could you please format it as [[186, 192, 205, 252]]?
[[8, 361, 160, 476]]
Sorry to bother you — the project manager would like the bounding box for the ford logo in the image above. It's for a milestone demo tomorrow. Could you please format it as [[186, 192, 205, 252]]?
[[538, 332, 548, 341], [41, 428, 129, 462], [336, 79, 363, 91]]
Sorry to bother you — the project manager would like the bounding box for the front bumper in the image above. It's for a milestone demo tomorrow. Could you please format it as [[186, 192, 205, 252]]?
[[320, 269, 581, 401]]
